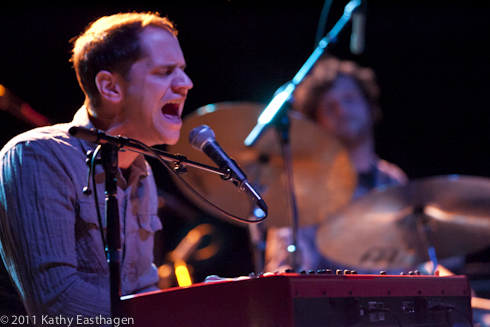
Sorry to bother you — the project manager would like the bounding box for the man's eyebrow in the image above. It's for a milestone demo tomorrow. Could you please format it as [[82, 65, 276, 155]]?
[[153, 62, 187, 70]]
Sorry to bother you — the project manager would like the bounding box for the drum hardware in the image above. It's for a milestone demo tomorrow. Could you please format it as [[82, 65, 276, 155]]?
[[167, 102, 356, 229], [243, 0, 362, 271], [316, 175, 490, 271], [158, 223, 219, 289], [167, 102, 356, 273]]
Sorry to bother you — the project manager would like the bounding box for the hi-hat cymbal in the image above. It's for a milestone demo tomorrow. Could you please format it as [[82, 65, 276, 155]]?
[[167, 102, 356, 228], [316, 175, 490, 270]]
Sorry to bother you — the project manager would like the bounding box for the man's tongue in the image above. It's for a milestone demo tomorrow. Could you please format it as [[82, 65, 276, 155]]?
[[162, 103, 179, 116]]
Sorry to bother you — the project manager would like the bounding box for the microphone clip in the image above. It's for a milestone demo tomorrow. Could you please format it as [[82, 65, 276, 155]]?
[[83, 149, 102, 196], [173, 154, 189, 175]]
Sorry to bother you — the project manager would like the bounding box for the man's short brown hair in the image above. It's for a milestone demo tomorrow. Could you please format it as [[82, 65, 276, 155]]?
[[293, 56, 382, 124], [71, 12, 177, 107]]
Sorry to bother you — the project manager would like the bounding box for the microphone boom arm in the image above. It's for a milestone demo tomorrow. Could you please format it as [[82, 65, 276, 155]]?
[[69, 126, 230, 178], [244, 0, 361, 147], [69, 126, 267, 223]]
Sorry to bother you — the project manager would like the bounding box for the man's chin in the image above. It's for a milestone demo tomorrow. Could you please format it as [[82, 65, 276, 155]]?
[[160, 131, 181, 146]]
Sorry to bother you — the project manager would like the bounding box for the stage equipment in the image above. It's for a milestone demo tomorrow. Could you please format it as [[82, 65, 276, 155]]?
[[120, 272, 472, 327], [316, 175, 490, 271], [69, 125, 269, 317], [166, 102, 356, 229], [158, 223, 218, 289], [69, 126, 267, 225], [244, 0, 362, 270], [0, 84, 53, 127], [189, 124, 267, 216]]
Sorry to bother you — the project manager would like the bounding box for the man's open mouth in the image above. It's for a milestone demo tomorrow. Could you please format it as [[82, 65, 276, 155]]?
[[161, 102, 180, 116]]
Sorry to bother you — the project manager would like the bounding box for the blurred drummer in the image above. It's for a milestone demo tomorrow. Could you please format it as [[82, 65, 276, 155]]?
[[294, 56, 408, 198], [264, 56, 407, 272]]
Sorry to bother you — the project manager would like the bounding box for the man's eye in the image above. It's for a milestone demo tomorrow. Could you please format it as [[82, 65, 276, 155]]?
[[156, 68, 174, 76]]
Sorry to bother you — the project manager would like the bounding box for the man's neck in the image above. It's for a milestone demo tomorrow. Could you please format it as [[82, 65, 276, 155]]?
[[86, 102, 139, 169], [347, 137, 376, 174], [86, 101, 121, 132], [118, 150, 140, 170]]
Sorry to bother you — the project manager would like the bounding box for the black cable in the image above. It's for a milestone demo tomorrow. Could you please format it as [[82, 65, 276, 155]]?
[[126, 138, 267, 225], [90, 144, 107, 251], [430, 304, 473, 327]]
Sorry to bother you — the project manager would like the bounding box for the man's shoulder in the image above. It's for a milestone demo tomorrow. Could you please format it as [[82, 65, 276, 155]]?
[[0, 123, 77, 156]]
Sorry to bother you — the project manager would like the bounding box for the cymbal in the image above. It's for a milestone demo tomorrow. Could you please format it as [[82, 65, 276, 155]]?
[[167, 102, 356, 228], [316, 175, 490, 270]]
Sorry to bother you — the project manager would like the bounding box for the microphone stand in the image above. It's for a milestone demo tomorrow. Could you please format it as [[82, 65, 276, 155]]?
[[243, 0, 361, 272], [70, 126, 229, 177], [70, 126, 269, 312], [70, 126, 230, 322], [100, 143, 122, 321], [276, 111, 301, 271], [70, 126, 267, 226]]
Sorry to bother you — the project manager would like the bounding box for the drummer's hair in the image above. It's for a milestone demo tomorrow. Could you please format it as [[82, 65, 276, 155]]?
[[70, 12, 177, 108], [293, 56, 382, 123]]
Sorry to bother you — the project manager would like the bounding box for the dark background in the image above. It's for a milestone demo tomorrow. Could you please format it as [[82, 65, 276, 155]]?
[[1, 2, 490, 285]]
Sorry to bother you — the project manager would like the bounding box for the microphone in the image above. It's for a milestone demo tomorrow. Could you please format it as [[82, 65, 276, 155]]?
[[189, 125, 268, 217], [350, 1, 366, 55]]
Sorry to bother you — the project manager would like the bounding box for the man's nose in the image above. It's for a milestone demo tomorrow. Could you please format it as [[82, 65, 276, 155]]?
[[327, 98, 344, 117], [172, 69, 193, 95]]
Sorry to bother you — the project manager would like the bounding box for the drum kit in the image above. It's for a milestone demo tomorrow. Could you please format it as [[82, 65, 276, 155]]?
[[167, 102, 490, 273]]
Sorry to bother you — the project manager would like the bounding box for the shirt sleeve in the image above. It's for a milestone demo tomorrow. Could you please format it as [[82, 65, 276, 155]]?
[[0, 140, 110, 318]]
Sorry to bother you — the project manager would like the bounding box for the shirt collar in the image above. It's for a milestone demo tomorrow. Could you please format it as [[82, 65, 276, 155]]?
[[71, 105, 94, 129], [70, 106, 149, 188]]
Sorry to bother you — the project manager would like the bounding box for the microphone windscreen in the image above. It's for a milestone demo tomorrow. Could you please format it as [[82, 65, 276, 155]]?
[[189, 125, 215, 150]]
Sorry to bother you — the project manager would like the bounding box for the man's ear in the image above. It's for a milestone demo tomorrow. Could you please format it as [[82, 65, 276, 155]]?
[[95, 70, 124, 104]]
